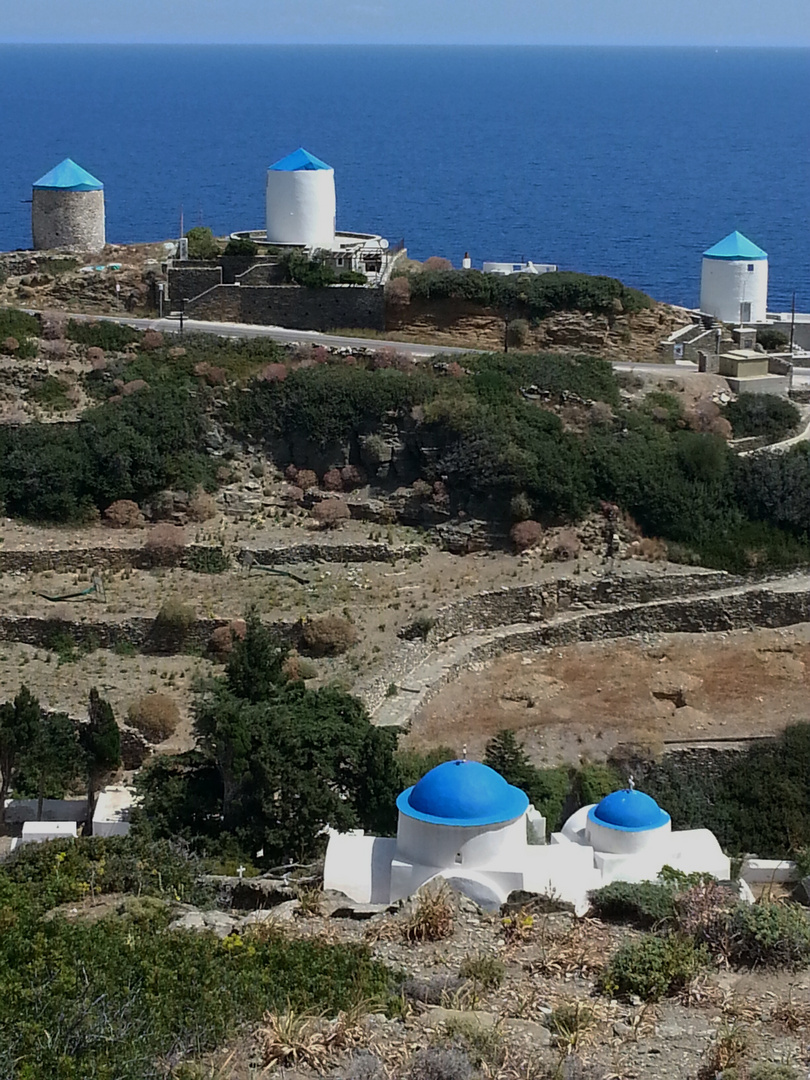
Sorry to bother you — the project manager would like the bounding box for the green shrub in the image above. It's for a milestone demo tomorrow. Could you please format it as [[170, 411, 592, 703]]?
[[67, 318, 141, 350], [155, 597, 196, 634], [186, 226, 221, 260], [222, 237, 258, 257], [589, 880, 677, 929], [186, 546, 231, 574], [599, 933, 709, 1001], [29, 375, 70, 411], [723, 393, 800, 441], [0, 838, 393, 1080], [756, 328, 789, 352], [406, 268, 652, 322], [458, 954, 505, 989], [723, 902, 810, 970], [0, 307, 39, 341]]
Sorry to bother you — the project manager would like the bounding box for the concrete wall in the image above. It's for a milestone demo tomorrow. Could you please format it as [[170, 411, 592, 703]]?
[[32, 188, 105, 254], [186, 283, 386, 332]]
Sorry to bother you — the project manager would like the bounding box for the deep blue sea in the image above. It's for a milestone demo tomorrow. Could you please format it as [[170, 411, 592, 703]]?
[[0, 45, 808, 309]]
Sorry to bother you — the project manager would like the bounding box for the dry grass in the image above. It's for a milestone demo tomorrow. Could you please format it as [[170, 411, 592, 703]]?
[[522, 918, 614, 978], [258, 1006, 365, 1070], [400, 883, 456, 944], [698, 1020, 750, 1080]]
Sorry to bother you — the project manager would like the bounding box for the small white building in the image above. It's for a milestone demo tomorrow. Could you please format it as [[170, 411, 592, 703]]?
[[482, 260, 557, 276], [324, 760, 730, 914], [700, 231, 768, 325], [91, 784, 133, 838], [10, 820, 78, 852]]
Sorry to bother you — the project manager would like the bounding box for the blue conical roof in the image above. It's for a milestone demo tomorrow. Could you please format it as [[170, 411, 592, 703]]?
[[33, 158, 103, 192], [703, 231, 767, 261], [269, 147, 332, 172], [396, 759, 529, 827]]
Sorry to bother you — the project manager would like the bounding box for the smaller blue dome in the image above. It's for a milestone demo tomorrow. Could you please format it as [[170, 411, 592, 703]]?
[[397, 760, 529, 827], [589, 789, 670, 833]]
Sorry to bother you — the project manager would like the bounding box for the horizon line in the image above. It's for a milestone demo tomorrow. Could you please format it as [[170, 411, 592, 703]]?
[[1, 40, 809, 48]]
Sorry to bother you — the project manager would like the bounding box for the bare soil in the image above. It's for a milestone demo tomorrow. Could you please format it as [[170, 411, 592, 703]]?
[[408, 624, 810, 766]]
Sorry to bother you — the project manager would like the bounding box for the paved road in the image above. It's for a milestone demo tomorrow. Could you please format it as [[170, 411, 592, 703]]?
[[36, 310, 810, 385]]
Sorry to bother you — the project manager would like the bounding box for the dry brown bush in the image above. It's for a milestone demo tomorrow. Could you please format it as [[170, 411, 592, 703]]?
[[297, 469, 318, 491], [86, 346, 106, 369], [311, 500, 351, 529], [143, 524, 186, 565], [282, 651, 319, 681], [385, 276, 411, 308], [552, 529, 582, 561], [284, 464, 299, 482], [127, 693, 180, 744], [626, 537, 668, 562], [444, 361, 466, 378], [258, 362, 288, 382], [187, 488, 218, 522], [103, 499, 145, 529], [40, 339, 68, 359], [122, 378, 149, 396], [422, 256, 454, 271], [285, 485, 304, 504], [168, 346, 186, 358], [140, 329, 164, 351], [510, 520, 543, 552], [208, 625, 234, 660], [300, 614, 358, 657], [321, 468, 343, 492], [340, 465, 366, 490], [193, 361, 227, 385], [40, 311, 67, 340], [1, 337, 19, 354]]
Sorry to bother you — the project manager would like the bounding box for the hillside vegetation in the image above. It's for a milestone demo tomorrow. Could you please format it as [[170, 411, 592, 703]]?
[[0, 308, 808, 572]]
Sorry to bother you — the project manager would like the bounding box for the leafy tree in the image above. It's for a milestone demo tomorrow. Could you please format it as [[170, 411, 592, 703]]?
[[139, 613, 402, 862], [224, 607, 287, 703], [185, 226, 221, 260], [80, 689, 121, 832], [722, 393, 800, 441], [0, 686, 40, 824], [23, 710, 85, 821]]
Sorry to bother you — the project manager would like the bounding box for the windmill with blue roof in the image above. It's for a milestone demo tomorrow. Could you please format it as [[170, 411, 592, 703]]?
[[700, 229, 769, 325], [31, 157, 106, 253], [265, 147, 336, 249]]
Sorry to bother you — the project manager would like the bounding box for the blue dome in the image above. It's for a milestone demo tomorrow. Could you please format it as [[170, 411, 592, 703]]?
[[397, 760, 529, 827], [589, 789, 670, 832]]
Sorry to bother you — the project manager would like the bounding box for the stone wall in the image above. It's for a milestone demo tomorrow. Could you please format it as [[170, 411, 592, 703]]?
[[236, 261, 286, 286], [32, 188, 105, 254], [167, 265, 223, 304], [0, 614, 297, 655], [426, 570, 736, 642], [185, 284, 386, 332], [0, 541, 426, 575]]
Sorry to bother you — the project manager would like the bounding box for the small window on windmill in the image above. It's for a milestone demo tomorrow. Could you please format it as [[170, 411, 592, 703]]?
[[748, 264, 755, 272], [673, 344, 684, 359], [454, 852, 462, 864]]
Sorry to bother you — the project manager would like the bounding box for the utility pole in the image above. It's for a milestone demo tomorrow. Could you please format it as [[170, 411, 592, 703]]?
[[179, 297, 186, 335], [790, 291, 796, 353]]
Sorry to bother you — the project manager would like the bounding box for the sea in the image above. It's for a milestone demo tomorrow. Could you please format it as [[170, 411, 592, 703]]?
[[0, 45, 808, 310]]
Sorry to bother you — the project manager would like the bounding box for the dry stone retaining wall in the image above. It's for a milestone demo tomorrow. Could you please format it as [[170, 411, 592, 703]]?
[[0, 541, 426, 574], [0, 615, 297, 655], [369, 579, 810, 725]]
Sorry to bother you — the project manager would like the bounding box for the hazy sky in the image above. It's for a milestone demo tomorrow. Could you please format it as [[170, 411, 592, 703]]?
[[1, 0, 809, 45]]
